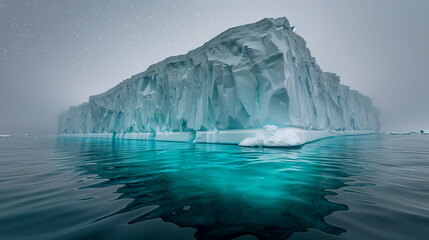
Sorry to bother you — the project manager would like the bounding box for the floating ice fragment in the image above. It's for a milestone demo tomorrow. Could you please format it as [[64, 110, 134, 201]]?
[[182, 205, 191, 211], [240, 125, 314, 147], [390, 131, 411, 135]]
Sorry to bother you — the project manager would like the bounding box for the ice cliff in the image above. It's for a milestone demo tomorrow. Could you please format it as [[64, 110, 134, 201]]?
[[58, 17, 380, 145]]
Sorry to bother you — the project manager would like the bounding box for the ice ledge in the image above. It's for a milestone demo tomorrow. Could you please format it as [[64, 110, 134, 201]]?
[[57, 125, 377, 147], [238, 125, 376, 147]]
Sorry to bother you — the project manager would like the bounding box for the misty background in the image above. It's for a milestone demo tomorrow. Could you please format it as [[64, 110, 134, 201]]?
[[0, 0, 428, 134]]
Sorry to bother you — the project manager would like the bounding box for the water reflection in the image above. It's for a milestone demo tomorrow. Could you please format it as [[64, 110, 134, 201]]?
[[54, 137, 362, 239]]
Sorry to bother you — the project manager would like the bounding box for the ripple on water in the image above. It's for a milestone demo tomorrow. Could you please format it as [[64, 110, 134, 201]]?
[[0, 134, 428, 239]]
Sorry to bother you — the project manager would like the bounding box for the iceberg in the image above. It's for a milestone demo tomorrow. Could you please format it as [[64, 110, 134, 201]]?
[[58, 17, 380, 146], [390, 131, 411, 135], [0, 135, 12, 138]]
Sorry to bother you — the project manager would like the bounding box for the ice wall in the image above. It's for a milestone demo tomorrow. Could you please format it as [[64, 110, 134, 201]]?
[[58, 17, 380, 136]]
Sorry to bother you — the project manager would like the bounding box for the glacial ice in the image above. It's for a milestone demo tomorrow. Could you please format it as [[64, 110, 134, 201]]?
[[58, 17, 380, 146], [240, 125, 318, 147], [390, 131, 411, 135], [239, 125, 376, 147]]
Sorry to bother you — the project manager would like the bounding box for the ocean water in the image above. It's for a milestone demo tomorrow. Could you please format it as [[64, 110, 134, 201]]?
[[0, 134, 428, 240]]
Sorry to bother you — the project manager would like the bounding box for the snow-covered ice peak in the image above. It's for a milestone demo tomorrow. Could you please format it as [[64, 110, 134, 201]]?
[[58, 17, 380, 138]]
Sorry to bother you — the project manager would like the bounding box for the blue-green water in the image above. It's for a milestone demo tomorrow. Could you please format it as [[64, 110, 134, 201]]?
[[0, 134, 428, 240]]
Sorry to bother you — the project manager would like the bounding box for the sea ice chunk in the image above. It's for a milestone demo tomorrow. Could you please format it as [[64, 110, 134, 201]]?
[[239, 125, 323, 147], [390, 131, 411, 135]]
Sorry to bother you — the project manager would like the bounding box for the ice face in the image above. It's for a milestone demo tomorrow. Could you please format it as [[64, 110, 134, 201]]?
[[58, 17, 380, 136]]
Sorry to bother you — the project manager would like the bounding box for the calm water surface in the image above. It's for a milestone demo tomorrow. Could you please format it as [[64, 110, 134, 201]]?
[[0, 134, 428, 240]]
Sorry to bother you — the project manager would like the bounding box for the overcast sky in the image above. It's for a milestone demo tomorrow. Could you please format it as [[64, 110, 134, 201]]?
[[0, 0, 428, 134]]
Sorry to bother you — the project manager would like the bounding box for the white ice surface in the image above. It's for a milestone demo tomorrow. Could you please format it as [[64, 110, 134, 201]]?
[[390, 131, 412, 135], [239, 125, 378, 147], [238, 125, 331, 147]]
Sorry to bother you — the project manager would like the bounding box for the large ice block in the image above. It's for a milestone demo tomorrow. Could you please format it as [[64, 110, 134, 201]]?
[[58, 17, 380, 146]]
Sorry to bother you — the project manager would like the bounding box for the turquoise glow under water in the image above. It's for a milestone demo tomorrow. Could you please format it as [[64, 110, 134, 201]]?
[[0, 134, 428, 239]]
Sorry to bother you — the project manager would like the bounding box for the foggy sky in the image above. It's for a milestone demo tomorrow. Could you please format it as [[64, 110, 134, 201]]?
[[0, 0, 428, 134]]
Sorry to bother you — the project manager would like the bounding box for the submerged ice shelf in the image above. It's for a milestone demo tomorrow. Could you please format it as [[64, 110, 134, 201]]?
[[58, 17, 380, 147]]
